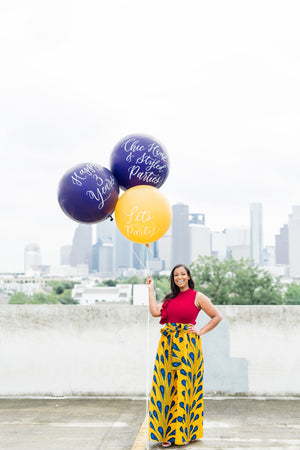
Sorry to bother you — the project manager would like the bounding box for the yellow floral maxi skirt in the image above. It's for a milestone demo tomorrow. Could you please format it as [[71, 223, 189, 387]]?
[[149, 323, 204, 445]]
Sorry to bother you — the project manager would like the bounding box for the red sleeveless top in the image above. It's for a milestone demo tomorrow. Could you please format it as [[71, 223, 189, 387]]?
[[159, 288, 201, 325]]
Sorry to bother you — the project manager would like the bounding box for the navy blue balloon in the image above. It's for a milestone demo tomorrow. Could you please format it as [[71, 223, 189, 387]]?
[[58, 162, 119, 223], [110, 134, 169, 190]]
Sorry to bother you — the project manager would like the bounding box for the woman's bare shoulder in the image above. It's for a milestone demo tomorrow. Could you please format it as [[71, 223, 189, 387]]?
[[195, 291, 211, 308]]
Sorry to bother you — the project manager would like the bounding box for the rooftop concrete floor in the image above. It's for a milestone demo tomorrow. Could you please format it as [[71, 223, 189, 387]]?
[[0, 397, 299, 450]]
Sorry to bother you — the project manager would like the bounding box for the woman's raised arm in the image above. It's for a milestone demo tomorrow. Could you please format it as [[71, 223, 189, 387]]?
[[146, 275, 162, 317]]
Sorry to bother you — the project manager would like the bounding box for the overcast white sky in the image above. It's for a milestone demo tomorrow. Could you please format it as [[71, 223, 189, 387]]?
[[1, 0, 300, 272]]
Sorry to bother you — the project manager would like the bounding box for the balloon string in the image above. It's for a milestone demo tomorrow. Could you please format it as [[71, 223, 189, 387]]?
[[130, 244, 151, 449], [131, 247, 147, 273], [130, 244, 154, 276], [146, 243, 154, 261], [145, 245, 150, 450], [145, 244, 151, 275]]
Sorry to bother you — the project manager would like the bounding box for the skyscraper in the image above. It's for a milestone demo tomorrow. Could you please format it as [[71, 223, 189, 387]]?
[[96, 219, 114, 243], [96, 220, 115, 276], [113, 227, 132, 274], [211, 230, 227, 259], [132, 243, 146, 270], [92, 241, 101, 272], [171, 203, 190, 266], [250, 203, 263, 265], [211, 227, 250, 260], [189, 213, 205, 225], [288, 206, 300, 278], [98, 242, 114, 277], [70, 224, 93, 272], [226, 227, 251, 260], [24, 243, 41, 272], [158, 234, 172, 270], [275, 224, 289, 265], [60, 245, 72, 265], [189, 214, 210, 263]]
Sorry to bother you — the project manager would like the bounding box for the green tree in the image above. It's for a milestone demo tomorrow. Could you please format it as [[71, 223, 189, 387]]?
[[62, 281, 76, 290], [55, 285, 64, 295], [284, 283, 300, 305], [120, 275, 145, 285], [45, 293, 60, 304], [190, 256, 232, 304], [47, 280, 76, 295], [29, 292, 59, 304], [100, 279, 117, 287], [190, 256, 283, 305], [58, 289, 78, 305], [9, 292, 28, 304]]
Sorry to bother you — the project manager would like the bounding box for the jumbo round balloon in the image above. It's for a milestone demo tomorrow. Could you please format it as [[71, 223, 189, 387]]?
[[110, 134, 169, 190], [115, 185, 172, 244], [58, 162, 119, 223]]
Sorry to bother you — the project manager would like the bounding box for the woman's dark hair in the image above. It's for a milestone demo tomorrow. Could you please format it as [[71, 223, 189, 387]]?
[[163, 264, 195, 303]]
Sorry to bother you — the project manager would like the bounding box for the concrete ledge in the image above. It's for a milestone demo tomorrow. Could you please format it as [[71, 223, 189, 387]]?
[[0, 304, 299, 396]]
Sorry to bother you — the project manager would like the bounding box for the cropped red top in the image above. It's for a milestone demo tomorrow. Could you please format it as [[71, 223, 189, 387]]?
[[159, 288, 201, 325]]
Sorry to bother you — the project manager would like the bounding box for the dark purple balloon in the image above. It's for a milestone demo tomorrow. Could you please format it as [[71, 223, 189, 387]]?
[[110, 134, 169, 190], [58, 162, 119, 224]]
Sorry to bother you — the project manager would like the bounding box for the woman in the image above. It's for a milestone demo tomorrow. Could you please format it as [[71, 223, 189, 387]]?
[[146, 264, 222, 448]]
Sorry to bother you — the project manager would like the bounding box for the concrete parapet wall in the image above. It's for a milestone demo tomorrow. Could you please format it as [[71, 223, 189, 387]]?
[[0, 305, 299, 397]]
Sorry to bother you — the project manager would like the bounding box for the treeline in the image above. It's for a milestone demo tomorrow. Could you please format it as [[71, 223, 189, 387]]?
[[9, 280, 78, 305], [97, 258, 300, 305], [190, 256, 300, 305], [8, 258, 300, 305]]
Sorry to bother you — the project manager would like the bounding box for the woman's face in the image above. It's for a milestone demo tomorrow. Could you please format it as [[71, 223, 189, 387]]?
[[173, 266, 190, 290]]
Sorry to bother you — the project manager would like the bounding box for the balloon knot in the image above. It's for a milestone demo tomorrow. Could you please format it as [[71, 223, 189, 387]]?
[[109, 215, 114, 221], [146, 243, 150, 248]]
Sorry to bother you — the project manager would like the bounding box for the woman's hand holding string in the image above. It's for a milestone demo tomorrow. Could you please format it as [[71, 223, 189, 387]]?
[[146, 275, 154, 289], [146, 276, 162, 317]]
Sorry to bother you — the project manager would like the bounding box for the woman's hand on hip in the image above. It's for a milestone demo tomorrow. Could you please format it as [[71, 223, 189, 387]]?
[[188, 324, 200, 336]]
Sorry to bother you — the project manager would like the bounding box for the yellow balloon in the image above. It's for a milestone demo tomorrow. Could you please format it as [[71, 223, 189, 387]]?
[[115, 185, 172, 244]]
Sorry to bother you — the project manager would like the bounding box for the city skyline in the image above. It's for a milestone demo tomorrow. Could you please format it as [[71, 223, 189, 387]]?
[[1, 1, 300, 272], [10, 201, 298, 275]]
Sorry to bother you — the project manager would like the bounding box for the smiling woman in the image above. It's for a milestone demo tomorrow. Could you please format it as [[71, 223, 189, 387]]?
[[146, 264, 222, 447]]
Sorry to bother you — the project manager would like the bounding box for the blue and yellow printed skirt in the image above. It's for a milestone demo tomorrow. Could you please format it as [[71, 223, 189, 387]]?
[[149, 323, 204, 445]]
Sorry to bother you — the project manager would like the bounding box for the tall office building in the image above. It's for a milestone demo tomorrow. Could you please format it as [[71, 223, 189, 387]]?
[[92, 241, 101, 272], [171, 203, 190, 266], [226, 227, 251, 260], [211, 230, 227, 259], [98, 242, 114, 277], [189, 213, 205, 225], [60, 245, 72, 265], [70, 224, 93, 272], [211, 227, 250, 260], [24, 243, 41, 272], [158, 234, 172, 270], [275, 224, 289, 265], [114, 227, 133, 275], [133, 242, 145, 270], [250, 203, 263, 265], [288, 206, 300, 278], [189, 214, 210, 263], [96, 219, 114, 243], [96, 220, 115, 276]]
